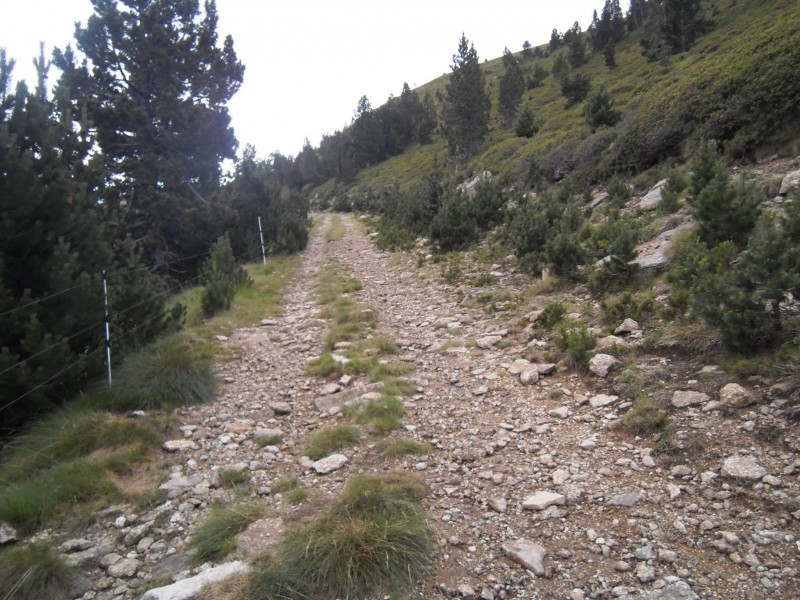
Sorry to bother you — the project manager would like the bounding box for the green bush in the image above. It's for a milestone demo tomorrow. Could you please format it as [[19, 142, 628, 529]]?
[[200, 234, 253, 317], [304, 425, 361, 460], [623, 397, 669, 436], [244, 473, 434, 600], [102, 335, 216, 410], [538, 301, 567, 329], [0, 544, 76, 600], [554, 326, 597, 369], [429, 194, 478, 251], [190, 503, 265, 563]]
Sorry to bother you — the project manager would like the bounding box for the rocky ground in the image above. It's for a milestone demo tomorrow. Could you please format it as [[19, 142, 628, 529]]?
[[49, 211, 799, 599]]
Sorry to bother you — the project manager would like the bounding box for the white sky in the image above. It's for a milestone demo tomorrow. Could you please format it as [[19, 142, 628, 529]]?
[[1, 0, 603, 158]]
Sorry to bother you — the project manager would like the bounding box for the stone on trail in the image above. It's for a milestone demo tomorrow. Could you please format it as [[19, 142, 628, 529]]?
[[609, 491, 643, 507], [719, 383, 756, 409], [162, 439, 198, 453], [0, 521, 18, 545], [671, 390, 709, 408], [312, 453, 348, 474], [637, 581, 699, 600], [589, 394, 618, 408], [269, 401, 292, 415], [476, 335, 503, 349], [589, 354, 619, 377], [502, 539, 547, 576], [614, 318, 641, 335], [720, 455, 766, 480], [141, 561, 251, 600], [319, 382, 342, 395], [523, 491, 565, 511]]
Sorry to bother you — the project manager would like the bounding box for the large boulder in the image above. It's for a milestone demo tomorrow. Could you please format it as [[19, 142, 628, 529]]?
[[638, 178, 668, 211], [778, 168, 800, 196]]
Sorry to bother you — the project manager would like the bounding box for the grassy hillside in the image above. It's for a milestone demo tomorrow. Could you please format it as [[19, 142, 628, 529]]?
[[344, 0, 800, 197]]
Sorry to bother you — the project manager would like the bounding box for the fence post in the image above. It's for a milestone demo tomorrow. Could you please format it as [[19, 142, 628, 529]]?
[[257, 216, 267, 265], [102, 270, 112, 387]]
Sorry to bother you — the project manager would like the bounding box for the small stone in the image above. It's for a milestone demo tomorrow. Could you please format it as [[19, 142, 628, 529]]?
[[107, 557, 141, 578], [269, 401, 292, 415], [589, 354, 620, 378], [635, 546, 654, 561], [615, 560, 632, 572], [589, 394, 618, 408], [580, 435, 598, 450], [552, 469, 570, 485], [312, 453, 348, 474], [519, 369, 539, 385], [671, 391, 709, 408], [523, 491, 565, 511], [320, 382, 341, 395], [642, 455, 656, 468], [719, 383, 756, 409], [537, 363, 557, 375], [720, 455, 767, 480], [548, 406, 570, 419], [476, 335, 502, 349], [162, 439, 198, 453], [0, 522, 18, 545], [473, 386, 490, 396], [637, 581, 699, 599], [609, 491, 642, 507], [60, 538, 92, 553], [670, 465, 692, 476], [636, 562, 656, 582], [615, 318, 641, 335], [502, 539, 547, 576], [489, 496, 508, 513]]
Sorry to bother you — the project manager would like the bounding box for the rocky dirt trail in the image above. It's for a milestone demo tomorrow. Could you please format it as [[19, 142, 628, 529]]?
[[63, 213, 798, 600]]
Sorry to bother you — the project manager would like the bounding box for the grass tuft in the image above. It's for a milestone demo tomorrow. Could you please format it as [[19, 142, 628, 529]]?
[[243, 473, 434, 600], [0, 543, 76, 600], [377, 438, 431, 458], [190, 503, 266, 564], [304, 425, 361, 461], [344, 394, 405, 435], [623, 397, 670, 436], [219, 468, 250, 488]]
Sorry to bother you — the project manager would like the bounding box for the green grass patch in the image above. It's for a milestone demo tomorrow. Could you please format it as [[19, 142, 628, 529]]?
[[86, 335, 216, 411], [255, 434, 282, 447], [378, 438, 431, 458], [190, 502, 266, 564], [272, 477, 301, 493], [285, 488, 309, 505], [369, 361, 414, 382], [343, 394, 405, 435], [243, 472, 434, 600], [175, 255, 300, 356], [315, 265, 363, 305], [0, 543, 76, 600], [304, 425, 361, 461], [381, 377, 418, 397], [324, 215, 346, 242], [623, 397, 670, 437], [0, 409, 162, 534], [218, 468, 250, 488]]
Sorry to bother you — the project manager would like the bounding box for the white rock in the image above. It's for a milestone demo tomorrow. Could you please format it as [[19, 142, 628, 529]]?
[[589, 354, 619, 377], [548, 406, 570, 419], [589, 394, 618, 408], [162, 439, 198, 453], [614, 318, 641, 335], [502, 539, 546, 576], [523, 491, 566, 511], [0, 521, 18, 545], [312, 453, 349, 474], [719, 383, 756, 409], [778, 169, 800, 196], [141, 561, 251, 600], [671, 390, 710, 408], [721, 455, 766, 480]]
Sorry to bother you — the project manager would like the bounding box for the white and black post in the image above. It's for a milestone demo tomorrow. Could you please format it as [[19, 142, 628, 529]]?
[[102, 270, 112, 387], [257, 215, 267, 265]]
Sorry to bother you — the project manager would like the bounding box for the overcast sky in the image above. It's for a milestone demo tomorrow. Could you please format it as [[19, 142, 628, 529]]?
[[2, 0, 603, 158]]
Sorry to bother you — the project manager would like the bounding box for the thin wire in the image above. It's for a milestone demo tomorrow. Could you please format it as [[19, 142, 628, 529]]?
[[0, 319, 105, 378], [0, 345, 103, 415], [0, 280, 94, 319]]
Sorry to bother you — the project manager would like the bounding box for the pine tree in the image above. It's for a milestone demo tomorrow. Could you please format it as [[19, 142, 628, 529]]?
[[498, 49, 526, 128], [442, 34, 490, 161], [63, 0, 245, 271], [515, 105, 540, 138], [584, 83, 621, 130], [566, 22, 587, 67]]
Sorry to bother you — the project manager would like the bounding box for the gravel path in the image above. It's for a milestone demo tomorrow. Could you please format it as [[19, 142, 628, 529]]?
[[67, 213, 799, 600]]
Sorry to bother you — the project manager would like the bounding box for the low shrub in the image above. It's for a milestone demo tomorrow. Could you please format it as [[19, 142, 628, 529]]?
[[190, 503, 266, 564], [244, 473, 434, 600], [0, 543, 76, 600], [377, 438, 431, 458], [100, 335, 216, 410], [304, 425, 361, 460], [554, 326, 597, 369], [623, 397, 670, 436], [537, 300, 567, 329], [344, 395, 404, 434]]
